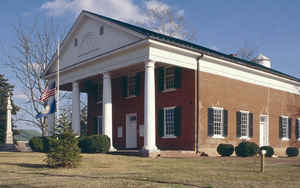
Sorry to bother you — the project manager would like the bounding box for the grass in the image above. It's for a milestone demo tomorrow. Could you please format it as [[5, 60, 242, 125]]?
[[0, 152, 300, 188]]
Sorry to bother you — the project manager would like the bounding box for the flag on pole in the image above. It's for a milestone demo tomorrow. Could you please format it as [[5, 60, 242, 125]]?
[[36, 97, 56, 119], [40, 82, 56, 102]]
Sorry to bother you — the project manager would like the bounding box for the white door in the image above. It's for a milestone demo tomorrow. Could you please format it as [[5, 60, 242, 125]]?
[[126, 113, 137, 148], [260, 115, 269, 147]]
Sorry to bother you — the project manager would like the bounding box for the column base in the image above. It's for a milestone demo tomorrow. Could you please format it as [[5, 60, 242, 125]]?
[[140, 148, 160, 158], [109, 146, 117, 152]]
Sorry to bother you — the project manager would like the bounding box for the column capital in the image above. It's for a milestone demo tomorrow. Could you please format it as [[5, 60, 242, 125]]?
[[103, 72, 111, 79], [72, 81, 79, 87], [145, 61, 155, 69]]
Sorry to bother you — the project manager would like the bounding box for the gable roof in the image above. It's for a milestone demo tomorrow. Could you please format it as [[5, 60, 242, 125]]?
[[83, 10, 300, 83]]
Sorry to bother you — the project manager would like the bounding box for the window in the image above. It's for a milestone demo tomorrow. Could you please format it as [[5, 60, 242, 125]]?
[[99, 25, 104, 35], [158, 106, 181, 138], [237, 111, 253, 138], [208, 107, 228, 138], [280, 116, 290, 140], [121, 73, 141, 98], [165, 67, 175, 90], [164, 107, 175, 137], [127, 75, 136, 97], [158, 66, 181, 92], [117, 127, 122, 138], [97, 116, 102, 135], [74, 38, 78, 47]]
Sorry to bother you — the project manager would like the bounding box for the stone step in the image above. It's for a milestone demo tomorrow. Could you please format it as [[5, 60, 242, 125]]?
[[0, 144, 18, 152]]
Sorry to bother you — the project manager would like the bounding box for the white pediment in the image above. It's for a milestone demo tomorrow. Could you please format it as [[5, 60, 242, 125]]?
[[46, 12, 144, 75]]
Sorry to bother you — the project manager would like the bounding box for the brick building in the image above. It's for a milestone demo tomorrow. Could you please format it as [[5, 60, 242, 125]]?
[[44, 11, 300, 156]]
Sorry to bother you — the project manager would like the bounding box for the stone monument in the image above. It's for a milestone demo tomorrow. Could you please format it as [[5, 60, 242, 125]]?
[[5, 94, 13, 144]]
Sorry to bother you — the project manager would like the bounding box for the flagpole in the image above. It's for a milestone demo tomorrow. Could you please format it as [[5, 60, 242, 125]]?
[[56, 40, 60, 127]]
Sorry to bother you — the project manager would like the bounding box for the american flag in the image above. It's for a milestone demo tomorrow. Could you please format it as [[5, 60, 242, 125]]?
[[40, 82, 56, 102]]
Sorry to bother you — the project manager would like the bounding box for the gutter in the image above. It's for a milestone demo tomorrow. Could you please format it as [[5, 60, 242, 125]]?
[[196, 54, 204, 153]]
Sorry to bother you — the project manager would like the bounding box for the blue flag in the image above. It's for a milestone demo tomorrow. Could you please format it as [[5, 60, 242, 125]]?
[[36, 97, 56, 119]]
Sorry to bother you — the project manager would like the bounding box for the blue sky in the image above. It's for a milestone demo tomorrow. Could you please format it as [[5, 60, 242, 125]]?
[[1, 0, 300, 128]]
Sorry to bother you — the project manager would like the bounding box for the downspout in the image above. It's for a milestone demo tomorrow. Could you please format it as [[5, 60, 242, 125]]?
[[196, 54, 204, 153]]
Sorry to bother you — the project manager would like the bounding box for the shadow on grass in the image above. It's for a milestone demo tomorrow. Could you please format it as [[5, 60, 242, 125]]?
[[0, 162, 48, 169], [18, 171, 211, 188]]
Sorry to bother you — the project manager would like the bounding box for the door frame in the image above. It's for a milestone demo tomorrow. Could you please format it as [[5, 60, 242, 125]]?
[[125, 113, 137, 148], [259, 114, 269, 147]]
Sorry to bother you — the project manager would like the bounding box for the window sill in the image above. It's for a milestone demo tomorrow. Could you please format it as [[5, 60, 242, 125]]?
[[162, 135, 177, 139], [162, 88, 176, 93], [239, 136, 250, 140], [96, 100, 102, 104], [211, 135, 225, 139], [125, 95, 136, 99], [281, 138, 290, 141]]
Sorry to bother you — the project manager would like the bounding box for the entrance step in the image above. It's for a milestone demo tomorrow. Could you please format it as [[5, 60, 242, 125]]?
[[109, 149, 140, 156]]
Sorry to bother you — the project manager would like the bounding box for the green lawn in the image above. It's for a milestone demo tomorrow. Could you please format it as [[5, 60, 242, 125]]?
[[0, 152, 300, 188]]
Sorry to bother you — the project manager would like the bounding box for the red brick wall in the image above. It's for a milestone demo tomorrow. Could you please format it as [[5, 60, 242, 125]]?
[[198, 71, 300, 155], [87, 68, 196, 150]]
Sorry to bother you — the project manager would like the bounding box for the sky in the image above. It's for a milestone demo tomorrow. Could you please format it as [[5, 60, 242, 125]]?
[[0, 0, 300, 129]]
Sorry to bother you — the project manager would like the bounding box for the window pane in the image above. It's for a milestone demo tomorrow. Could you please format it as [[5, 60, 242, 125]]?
[[241, 113, 249, 137], [282, 117, 288, 138], [165, 67, 175, 89], [127, 75, 136, 96], [165, 108, 175, 136], [213, 109, 223, 136]]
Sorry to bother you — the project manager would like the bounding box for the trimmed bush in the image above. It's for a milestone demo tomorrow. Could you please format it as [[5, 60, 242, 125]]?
[[29, 136, 57, 153], [78, 135, 110, 153], [286, 147, 299, 157], [235, 141, 259, 157], [260, 146, 274, 157], [46, 130, 81, 168], [217, 144, 234, 157]]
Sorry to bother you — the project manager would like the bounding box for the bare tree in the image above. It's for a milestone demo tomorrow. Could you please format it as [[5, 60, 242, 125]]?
[[141, 0, 196, 41], [4, 18, 67, 136], [236, 41, 259, 61]]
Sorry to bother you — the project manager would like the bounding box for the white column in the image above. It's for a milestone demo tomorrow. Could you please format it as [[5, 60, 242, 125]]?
[[102, 72, 116, 151], [143, 61, 158, 152], [5, 94, 13, 144], [72, 81, 81, 136]]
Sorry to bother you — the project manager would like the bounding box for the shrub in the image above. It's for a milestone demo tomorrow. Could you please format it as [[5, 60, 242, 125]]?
[[286, 147, 299, 157], [260, 146, 274, 157], [235, 141, 259, 157], [29, 136, 57, 153], [217, 144, 234, 157], [29, 137, 44, 152], [78, 135, 110, 153], [45, 130, 81, 168]]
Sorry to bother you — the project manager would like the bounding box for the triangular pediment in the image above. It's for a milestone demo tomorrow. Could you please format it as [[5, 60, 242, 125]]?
[[45, 11, 145, 77]]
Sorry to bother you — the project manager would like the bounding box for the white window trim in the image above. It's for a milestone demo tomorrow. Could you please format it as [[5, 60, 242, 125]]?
[[211, 106, 224, 138], [239, 110, 250, 139], [126, 74, 137, 98], [163, 106, 177, 138], [280, 115, 289, 141], [163, 66, 176, 92]]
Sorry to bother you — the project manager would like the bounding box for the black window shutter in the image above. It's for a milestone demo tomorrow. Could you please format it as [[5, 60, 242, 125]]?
[[121, 76, 128, 97], [174, 106, 181, 136], [93, 117, 98, 134], [279, 117, 283, 139], [174, 67, 181, 89], [288, 118, 292, 139], [135, 72, 141, 96], [208, 108, 214, 136], [249, 113, 253, 138], [296, 119, 299, 139], [158, 109, 164, 137], [223, 109, 228, 137], [236, 112, 241, 138], [158, 67, 164, 92]]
